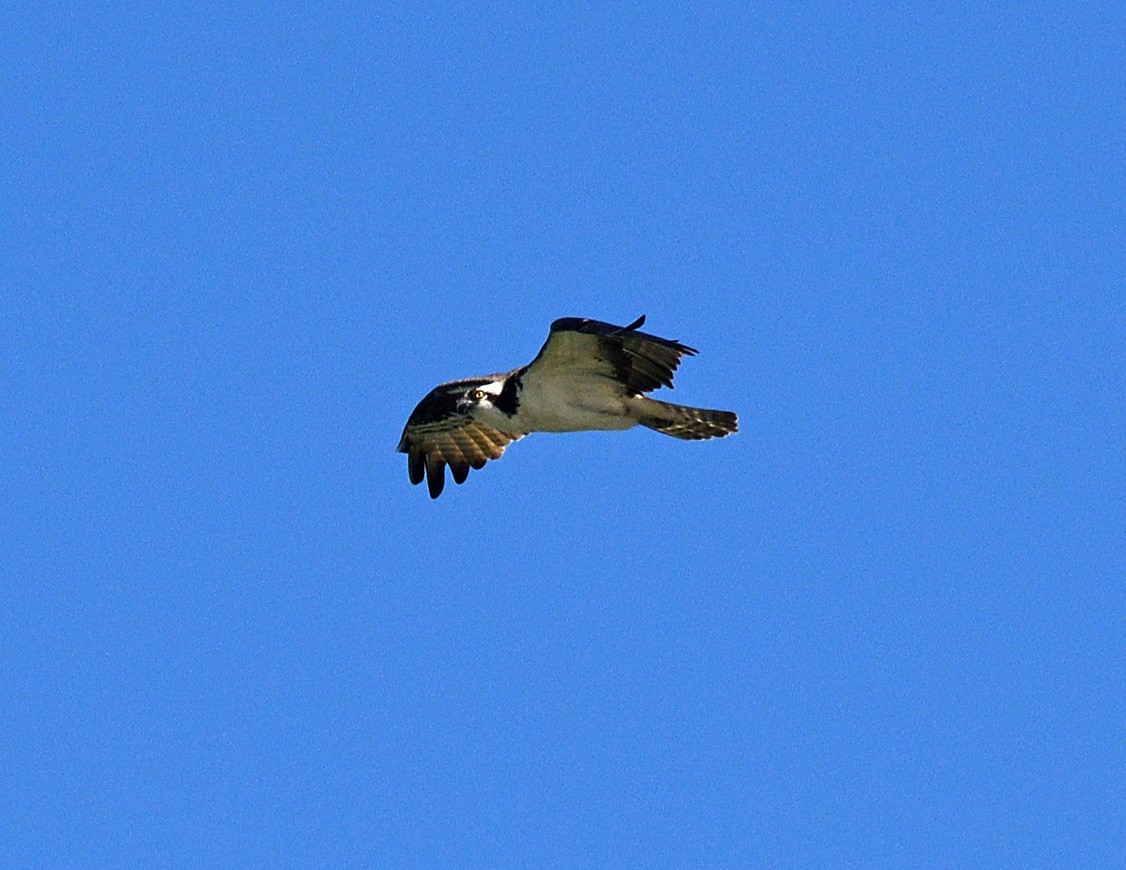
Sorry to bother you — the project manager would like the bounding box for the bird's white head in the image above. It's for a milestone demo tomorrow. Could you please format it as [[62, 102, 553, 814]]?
[[455, 379, 505, 418]]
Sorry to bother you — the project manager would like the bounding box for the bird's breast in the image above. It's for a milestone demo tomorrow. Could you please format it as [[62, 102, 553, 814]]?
[[510, 374, 636, 433]]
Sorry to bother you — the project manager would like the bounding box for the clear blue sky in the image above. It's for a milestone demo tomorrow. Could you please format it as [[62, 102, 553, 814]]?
[[3, 4, 1123, 866]]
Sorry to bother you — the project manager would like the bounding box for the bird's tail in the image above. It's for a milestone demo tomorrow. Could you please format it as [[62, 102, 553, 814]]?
[[630, 397, 738, 441]]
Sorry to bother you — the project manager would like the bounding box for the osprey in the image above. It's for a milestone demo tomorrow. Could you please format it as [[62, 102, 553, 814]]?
[[397, 315, 738, 498]]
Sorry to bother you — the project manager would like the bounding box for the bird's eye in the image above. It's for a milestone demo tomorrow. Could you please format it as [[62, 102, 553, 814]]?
[[473, 389, 487, 400]]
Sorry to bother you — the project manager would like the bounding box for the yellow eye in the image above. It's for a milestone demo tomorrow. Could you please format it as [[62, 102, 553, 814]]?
[[473, 389, 487, 400]]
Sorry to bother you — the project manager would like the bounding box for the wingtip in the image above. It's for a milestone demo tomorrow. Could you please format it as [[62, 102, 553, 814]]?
[[425, 456, 446, 498], [408, 450, 425, 485]]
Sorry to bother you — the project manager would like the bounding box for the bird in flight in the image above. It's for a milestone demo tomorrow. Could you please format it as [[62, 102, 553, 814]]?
[[397, 315, 738, 498]]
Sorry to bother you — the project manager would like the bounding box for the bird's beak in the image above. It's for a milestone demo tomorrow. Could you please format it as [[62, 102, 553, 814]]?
[[455, 397, 471, 413]]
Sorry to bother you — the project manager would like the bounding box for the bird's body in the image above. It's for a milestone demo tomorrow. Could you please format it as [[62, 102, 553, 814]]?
[[397, 315, 737, 498], [473, 371, 634, 435]]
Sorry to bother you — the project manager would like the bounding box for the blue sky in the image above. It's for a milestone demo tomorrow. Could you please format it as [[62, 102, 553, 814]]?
[[3, 4, 1123, 865]]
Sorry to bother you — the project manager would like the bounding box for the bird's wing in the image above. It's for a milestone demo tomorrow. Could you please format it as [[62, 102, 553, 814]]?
[[397, 378, 521, 498], [527, 315, 697, 394]]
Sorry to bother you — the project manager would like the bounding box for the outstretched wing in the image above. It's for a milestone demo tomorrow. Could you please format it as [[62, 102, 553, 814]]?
[[528, 315, 697, 393], [396, 377, 520, 498]]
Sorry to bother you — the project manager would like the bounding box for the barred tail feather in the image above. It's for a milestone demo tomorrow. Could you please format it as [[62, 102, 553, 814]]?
[[631, 397, 738, 441]]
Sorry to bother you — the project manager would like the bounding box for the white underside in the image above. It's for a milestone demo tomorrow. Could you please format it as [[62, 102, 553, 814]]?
[[474, 373, 639, 435]]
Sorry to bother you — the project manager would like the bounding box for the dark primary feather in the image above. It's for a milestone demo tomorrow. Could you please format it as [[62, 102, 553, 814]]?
[[397, 376, 516, 499], [540, 314, 698, 394]]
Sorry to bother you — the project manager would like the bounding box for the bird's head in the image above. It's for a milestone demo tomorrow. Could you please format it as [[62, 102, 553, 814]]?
[[455, 381, 503, 416]]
